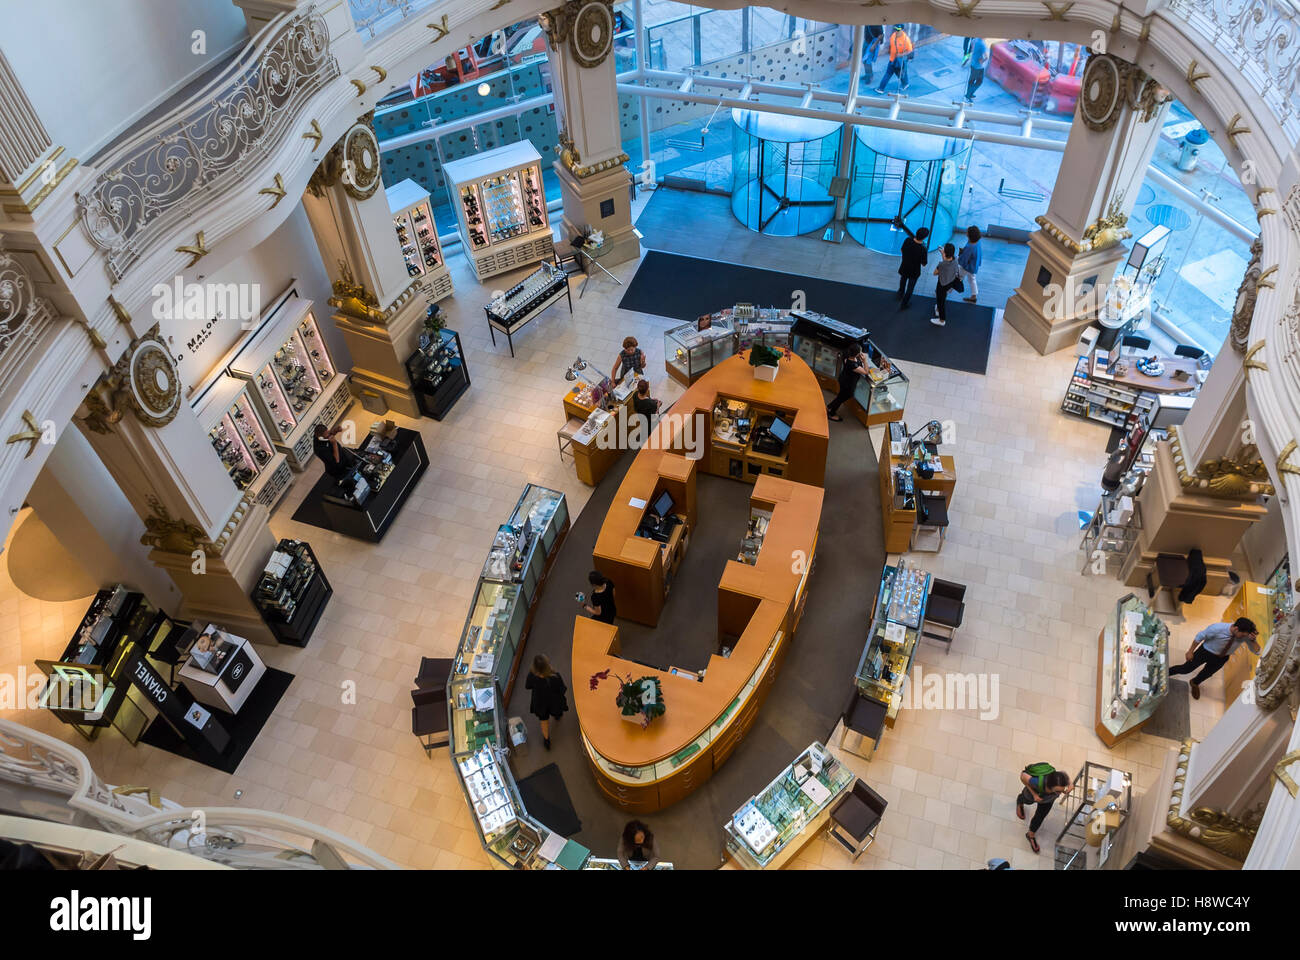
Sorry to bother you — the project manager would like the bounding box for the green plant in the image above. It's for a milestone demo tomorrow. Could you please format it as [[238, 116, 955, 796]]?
[[748, 344, 783, 367], [424, 303, 445, 337], [618, 676, 665, 722]]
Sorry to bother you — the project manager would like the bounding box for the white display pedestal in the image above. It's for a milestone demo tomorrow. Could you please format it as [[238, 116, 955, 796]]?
[[178, 628, 267, 714]]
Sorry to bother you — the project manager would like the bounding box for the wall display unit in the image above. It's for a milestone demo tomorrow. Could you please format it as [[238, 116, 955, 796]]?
[[253, 539, 332, 646], [790, 311, 908, 425], [1053, 762, 1134, 870], [405, 328, 470, 420], [386, 178, 454, 302], [317, 427, 429, 542], [443, 142, 555, 281], [1062, 354, 1158, 429], [229, 298, 350, 471], [723, 742, 855, 869], [1220, 578, 1284, 707], [194, 376, 292, 509], [664, 317, 736, 386], [1094, 594, 1169, 747], [855, 561, 932, 733], [484, 260, 571, 357]]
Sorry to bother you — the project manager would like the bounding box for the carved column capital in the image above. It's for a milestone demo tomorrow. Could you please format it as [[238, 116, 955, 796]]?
[[307, 118, 382, 201], [1078, 53, 1171, 133], [541, 0, 616, 68], [1256, 607, 1300, 711]]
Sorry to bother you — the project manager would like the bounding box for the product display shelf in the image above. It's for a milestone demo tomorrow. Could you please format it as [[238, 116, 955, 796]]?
[[405, 328, 470, 420], [448, 483, 638, 871], [855, 562, 932, 726], [443, 141, 555, 282], [664, 317, 737, 386], [1078, 494, 1142, 578], [1094, 594, 1168, 747], [723, 742, 855, 869], [790, 310, 908, 425], [1061, 355, 1157, 429], [252, 539, 332, 646], [228, 298, 350, 471], [193, 376, 292, 510], [484, 261, 572, 357], [386, 178, 453, 303], [1053, 761, 1133, 870]]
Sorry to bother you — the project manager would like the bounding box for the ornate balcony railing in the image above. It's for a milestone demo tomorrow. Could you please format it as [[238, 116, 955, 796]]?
[[74, 6, 339, 283], [348, 0, 439, 40], [0, 719, 395, 869], [0, 246, 58, 392]]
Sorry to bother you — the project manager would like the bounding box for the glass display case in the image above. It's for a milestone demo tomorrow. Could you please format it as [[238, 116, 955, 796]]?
[[386, 178, 447, 283], [405, 327, 470, 421], [193, 376, 292, 508], [252, 538, 332, 646], [856, 562, 932, 720], [459, 581, 526, 692], [664, 317, 737, 386], [853, 341, 910, 421], [1266, 554, 1294, 634], [723, 742, 855, 869], [443, 142, 555, 281], [1097, 594, 1169, 745], [735, 311, 793, 351]]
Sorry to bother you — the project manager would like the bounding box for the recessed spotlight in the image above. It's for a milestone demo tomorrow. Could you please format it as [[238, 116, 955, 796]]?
[[477, 82, 491, 96]]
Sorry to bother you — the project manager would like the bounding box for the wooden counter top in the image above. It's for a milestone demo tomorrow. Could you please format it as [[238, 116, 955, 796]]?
[[1089, 354, 1201, 394], [575, 474, 823, 767]]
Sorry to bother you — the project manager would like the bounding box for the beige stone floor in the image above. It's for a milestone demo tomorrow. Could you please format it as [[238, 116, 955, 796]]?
[[0, 191, 1236, 870]]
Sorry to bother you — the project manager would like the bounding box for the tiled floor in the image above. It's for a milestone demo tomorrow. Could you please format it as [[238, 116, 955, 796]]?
[[1, 188, 1235, 869]]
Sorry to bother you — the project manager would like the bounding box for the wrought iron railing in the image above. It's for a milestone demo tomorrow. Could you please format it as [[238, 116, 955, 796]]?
[[348, 0, 438, 40], [74, 6, 339, 282]]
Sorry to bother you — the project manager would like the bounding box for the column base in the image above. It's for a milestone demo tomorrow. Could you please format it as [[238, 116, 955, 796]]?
[[331, 291, 430, 419], [553, 161, 640, 268], [1003, 229, 1127, 355]]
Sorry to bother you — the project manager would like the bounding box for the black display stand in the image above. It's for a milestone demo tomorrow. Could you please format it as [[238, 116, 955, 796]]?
[[318, 428, 428, 543], [485, 269, 572, 358], [254, 540, 332, 646], [405, 328, 470, 420]]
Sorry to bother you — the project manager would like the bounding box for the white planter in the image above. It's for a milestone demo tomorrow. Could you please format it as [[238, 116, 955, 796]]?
[[753, 363, 778, 382]]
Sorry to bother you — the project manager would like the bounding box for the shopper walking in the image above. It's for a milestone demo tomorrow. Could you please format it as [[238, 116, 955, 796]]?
[[957, 225, 982, 303], [827, 344, 868, 421], [931, 243, 961, 326], [525, 654, 569, 750], [617, 819, 662, 870], [1016, 762, 1071, 853], [874, 24, 913, 94], [895, 221, 929, 309], [965, 37, 989, 102], [861, 24, 884, 86], [581, 570, 617, 624], [1169, 617, 1261, 700]]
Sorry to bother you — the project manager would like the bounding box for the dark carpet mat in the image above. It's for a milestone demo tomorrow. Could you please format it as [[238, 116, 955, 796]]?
[[515, 763, 583, 837], [505, 411, 884, 869], [290, 470, 338, 531], [1143, 679, 1192, 742], [138, 668, 294, 774], [619, 250, 994, 375]]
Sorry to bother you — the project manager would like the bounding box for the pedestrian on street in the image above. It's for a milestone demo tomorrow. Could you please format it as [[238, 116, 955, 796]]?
[[957, 225, 982, 303], [965, 37, 990, 102], [931, 243, 961, 326], [874, 24, 914, 94], [862, 24, 884, 86], [1169, 617, 1261, 700], [1017, 762, 1071, 853]]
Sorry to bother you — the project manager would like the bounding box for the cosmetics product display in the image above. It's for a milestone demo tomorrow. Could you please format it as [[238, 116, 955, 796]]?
[[444, 143, 555, 281], [405, 327, 470, 420]]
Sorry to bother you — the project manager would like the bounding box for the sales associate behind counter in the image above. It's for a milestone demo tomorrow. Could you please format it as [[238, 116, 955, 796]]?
[[313, 422, 356, 477]]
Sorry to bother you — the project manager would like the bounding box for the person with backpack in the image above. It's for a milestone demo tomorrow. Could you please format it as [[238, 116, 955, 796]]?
[[931, 243, 961, 326], [874, 24, 914, 94], [894, 220, 929, 309], [957, 225, 982, 303], [1017, 762, 1071, 853]]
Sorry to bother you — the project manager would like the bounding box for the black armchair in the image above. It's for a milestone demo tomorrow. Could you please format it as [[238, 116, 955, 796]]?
[[411, 686, 450, 755], [1174, 344, 1207, 362], [922, 578, 966, 651], [414, 656, 454, 693], [839, 688, 888, 761], [828, 779, 888, 860]]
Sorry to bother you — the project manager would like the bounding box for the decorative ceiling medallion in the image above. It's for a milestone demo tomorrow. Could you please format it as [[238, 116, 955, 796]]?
[[571, 0, 615, 67], [342, 122, 381, 200], [1079, 54, 1124, 131], [111, 325, 181, 427]]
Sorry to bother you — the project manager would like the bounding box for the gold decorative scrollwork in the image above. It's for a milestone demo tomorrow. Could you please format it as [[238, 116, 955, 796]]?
[[88, 324, 181, 429], [328, 260, 388, 324], [541, 1, 616, 67], [1079, 54, 1170, 132], [1254, 606, 1300, 711], [5, 410, 41, 458], [307, 120, 381, 201], [1168, 425, 1275, 499], [1081, 190, 1132, 250], [140, 494, 217, 556], [1230, 237, 1263, 355], [1166, 739, 1260, 862]]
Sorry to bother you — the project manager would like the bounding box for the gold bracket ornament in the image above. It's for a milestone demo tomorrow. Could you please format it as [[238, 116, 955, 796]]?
[[140, 495, 217, 556], [1226, 114, 1251, 150], [111, 785, 163, 808], [107, 294, 132, 326], [350, 77, 367, 96], [1168, 426, 1274, 498], [490, 0, 512, 8], [175, 231, 209, 268], [1187, 60, 1209, 90], [369, 65, 387, 82], [1277, 439, 1300, 490], [1041, 1, 1073, 20], [1166, 740, 1260, 861], [1273, 750, 1300, 798], [1244, 340, 1267, 371], [328, 260, 388, 324], [259, 173, 286, 209], [427, 15, 450, 42], [5, 410, 42, 458], [1256, 264, 1277, 290], [1138, 14, 1152, 43], [302, 119, 323, 150], [953, 0, 980, 17]]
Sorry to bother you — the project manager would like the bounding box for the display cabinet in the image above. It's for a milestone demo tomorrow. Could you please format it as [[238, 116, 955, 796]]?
[[229, 298, 351, 471], [855, 562, 931, 724], [443, 141, 555, 281], [1053, 762, 1133, 870], [405, 328, 470, 420], [791, 310, 905, 425], [735, 312, 793, 351], [252, 539, 332, 646], [386, 178, 453, 303], [484, 260, 572, 357], [193, 376, 292, 509], [852, 341, 909, 424], [723, 742, 855, 869], [1266, 554, 1294, 633], [664, 317, 737, 386], [1095, 594, 1169, 747], [1220, 578, 1279, 707]]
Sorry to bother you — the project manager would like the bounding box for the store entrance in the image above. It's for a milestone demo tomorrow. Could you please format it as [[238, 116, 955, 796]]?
[[610, 474, 748, 674]]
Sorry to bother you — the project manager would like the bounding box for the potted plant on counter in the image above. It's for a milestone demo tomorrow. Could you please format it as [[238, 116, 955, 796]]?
[[590, 669, 665, 729], [748, 343, 785, 381]]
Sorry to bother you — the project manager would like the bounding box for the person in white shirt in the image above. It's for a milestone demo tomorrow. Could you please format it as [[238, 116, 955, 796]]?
[[1168, 617, 1261, 699]]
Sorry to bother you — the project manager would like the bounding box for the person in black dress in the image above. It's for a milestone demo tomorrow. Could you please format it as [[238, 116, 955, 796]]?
[[895, 222, 930, 309], [617, 819, 661, 870], [313, 423, 355, 477], [827, 345, 868, 421], [524, 654, 568, 749], [582, 570, 617, 623]]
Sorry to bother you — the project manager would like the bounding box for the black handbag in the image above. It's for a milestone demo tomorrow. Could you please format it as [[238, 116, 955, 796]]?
[[952, 275, 965, 293]]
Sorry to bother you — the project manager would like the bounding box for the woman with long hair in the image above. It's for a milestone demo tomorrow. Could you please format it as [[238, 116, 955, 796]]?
[[524, 654, 568, 750]]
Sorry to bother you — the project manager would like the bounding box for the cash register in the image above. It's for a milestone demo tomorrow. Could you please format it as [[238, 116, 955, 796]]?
[[750, 414, 792, 456], [638, 489, 681, 543]]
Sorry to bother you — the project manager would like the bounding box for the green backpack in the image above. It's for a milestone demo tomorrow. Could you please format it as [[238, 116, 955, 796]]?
[[1024, 762, 1055, 792]]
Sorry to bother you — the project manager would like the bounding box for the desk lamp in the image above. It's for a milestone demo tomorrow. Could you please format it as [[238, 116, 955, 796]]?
[[908, 420, 944, 478], [564, 357, 613, 408]]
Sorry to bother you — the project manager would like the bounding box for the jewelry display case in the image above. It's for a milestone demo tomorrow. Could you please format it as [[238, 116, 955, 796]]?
[[405, 327, 470, 420], [484, 260, 572, 357], [855, 561, 932, 726], [193, 376, 291, 509], [229, 298, 351, 471], [386, 178, 453, 303], [791, 310, 907, 425], [664, 317, 737, 386], [443, 141, 555, 282], [723, 742, 855, 869], [1095, 594, 1169, 747]]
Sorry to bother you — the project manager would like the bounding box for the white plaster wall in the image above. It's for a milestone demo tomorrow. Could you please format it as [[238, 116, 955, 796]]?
[[1242, 497, 1288, 582], [0, 0, 248, 160]]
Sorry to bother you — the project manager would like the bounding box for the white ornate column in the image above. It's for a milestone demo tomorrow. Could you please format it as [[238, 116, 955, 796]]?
[[0, 47, 75, 223], [543, 0, 640, 266], [1004, 53, 1171, 354], [301, 115, 430, 417], [74, 324, 279, 643]]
